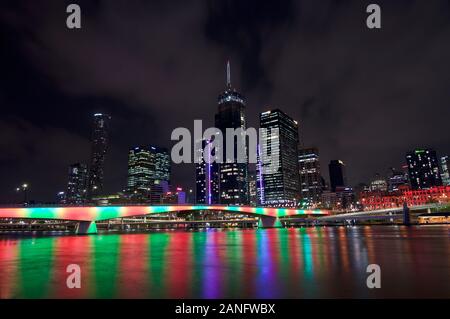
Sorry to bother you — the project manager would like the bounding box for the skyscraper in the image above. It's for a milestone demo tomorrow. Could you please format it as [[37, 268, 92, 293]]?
[[214, 61, 248, 205], [248, 169, 257, 206], [66, 163, 88, 204], [329, 160, 347, 192], [88, 113, 111, 198], [148, 146, 172, 204], [150, 146, 171, 183], [440, 156, 450, 186], [127, 146, 171, 201], [195, 139, 219, 204], [298, 147, 323, 206], [127, 147, 154, 199], [406, 149, 442, 190], [258, 109, 300, 207]]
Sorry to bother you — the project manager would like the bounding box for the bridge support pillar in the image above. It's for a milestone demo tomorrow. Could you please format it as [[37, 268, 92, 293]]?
[[402, 202, 410, 226], [258, 216, 282, 228], [75, 221, 97, 235]]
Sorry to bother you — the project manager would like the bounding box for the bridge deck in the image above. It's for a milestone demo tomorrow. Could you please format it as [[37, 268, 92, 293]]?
[[0, 205, 329, 222]]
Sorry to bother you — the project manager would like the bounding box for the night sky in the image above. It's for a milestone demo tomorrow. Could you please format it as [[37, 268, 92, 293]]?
[[1, 0, 450, 203]]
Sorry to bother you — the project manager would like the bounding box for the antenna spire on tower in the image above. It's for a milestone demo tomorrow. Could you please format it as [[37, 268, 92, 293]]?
[[226, 60, 231, 88]]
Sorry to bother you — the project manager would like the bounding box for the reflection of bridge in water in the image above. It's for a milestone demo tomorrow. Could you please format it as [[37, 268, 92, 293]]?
[[0, 205, 329, 234]]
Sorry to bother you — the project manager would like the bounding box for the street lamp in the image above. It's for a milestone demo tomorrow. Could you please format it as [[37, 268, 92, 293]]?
[[16, 183, 29, 205]]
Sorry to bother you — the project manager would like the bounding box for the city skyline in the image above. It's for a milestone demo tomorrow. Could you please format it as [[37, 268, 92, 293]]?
[[1, 1, 450, 203], [3, 62, 450, 205], [0, 1, 449, 304], [5, 104, 450, 207]]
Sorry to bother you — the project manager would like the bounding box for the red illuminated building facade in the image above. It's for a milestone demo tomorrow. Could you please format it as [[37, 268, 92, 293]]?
[[360, 186, 450, 210]]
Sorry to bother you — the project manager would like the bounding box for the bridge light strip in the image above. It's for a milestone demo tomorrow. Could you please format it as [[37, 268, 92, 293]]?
[[0, 206, 329, 222]]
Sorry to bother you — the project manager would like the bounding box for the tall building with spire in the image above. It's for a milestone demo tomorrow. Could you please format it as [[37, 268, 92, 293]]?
[[214, 61, 249, 205], [88, 113, 111, 198]]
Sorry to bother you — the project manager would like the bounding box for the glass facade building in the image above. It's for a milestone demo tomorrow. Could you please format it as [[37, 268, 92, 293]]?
[[66, 163, 88, 204], [248, 169, 257, 206], [127, 147, 154, 199], [328, 160, 347, 192], [151, 146, 171, 183], [258, 109, 300, 207], [195, 139, 220, 204], [298, 147, 323, 207], [88, 113, 111, 198], [127, 146, 171, 201], [406, 149, 442, 190], [214, 61, 248, 205]]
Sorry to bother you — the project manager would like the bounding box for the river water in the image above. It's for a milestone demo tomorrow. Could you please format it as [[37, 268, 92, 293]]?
[[0, 226, 449, 298]]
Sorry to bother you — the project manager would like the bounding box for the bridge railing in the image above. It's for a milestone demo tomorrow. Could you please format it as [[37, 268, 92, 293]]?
[[0, 203, 320, 209]]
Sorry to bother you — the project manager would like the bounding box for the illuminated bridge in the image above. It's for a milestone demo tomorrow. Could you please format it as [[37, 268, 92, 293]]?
[[0, 205, 329, 234]]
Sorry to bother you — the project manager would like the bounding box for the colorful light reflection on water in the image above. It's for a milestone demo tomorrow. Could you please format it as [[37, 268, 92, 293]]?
[[0, 226, 449, 299]]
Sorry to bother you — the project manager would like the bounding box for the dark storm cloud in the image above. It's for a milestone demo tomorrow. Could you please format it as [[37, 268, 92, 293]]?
[[258, 0, 450, 184], [0, 116, 90, 202], [0, 0, 449, 202], [205, 0, 295, 89]]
